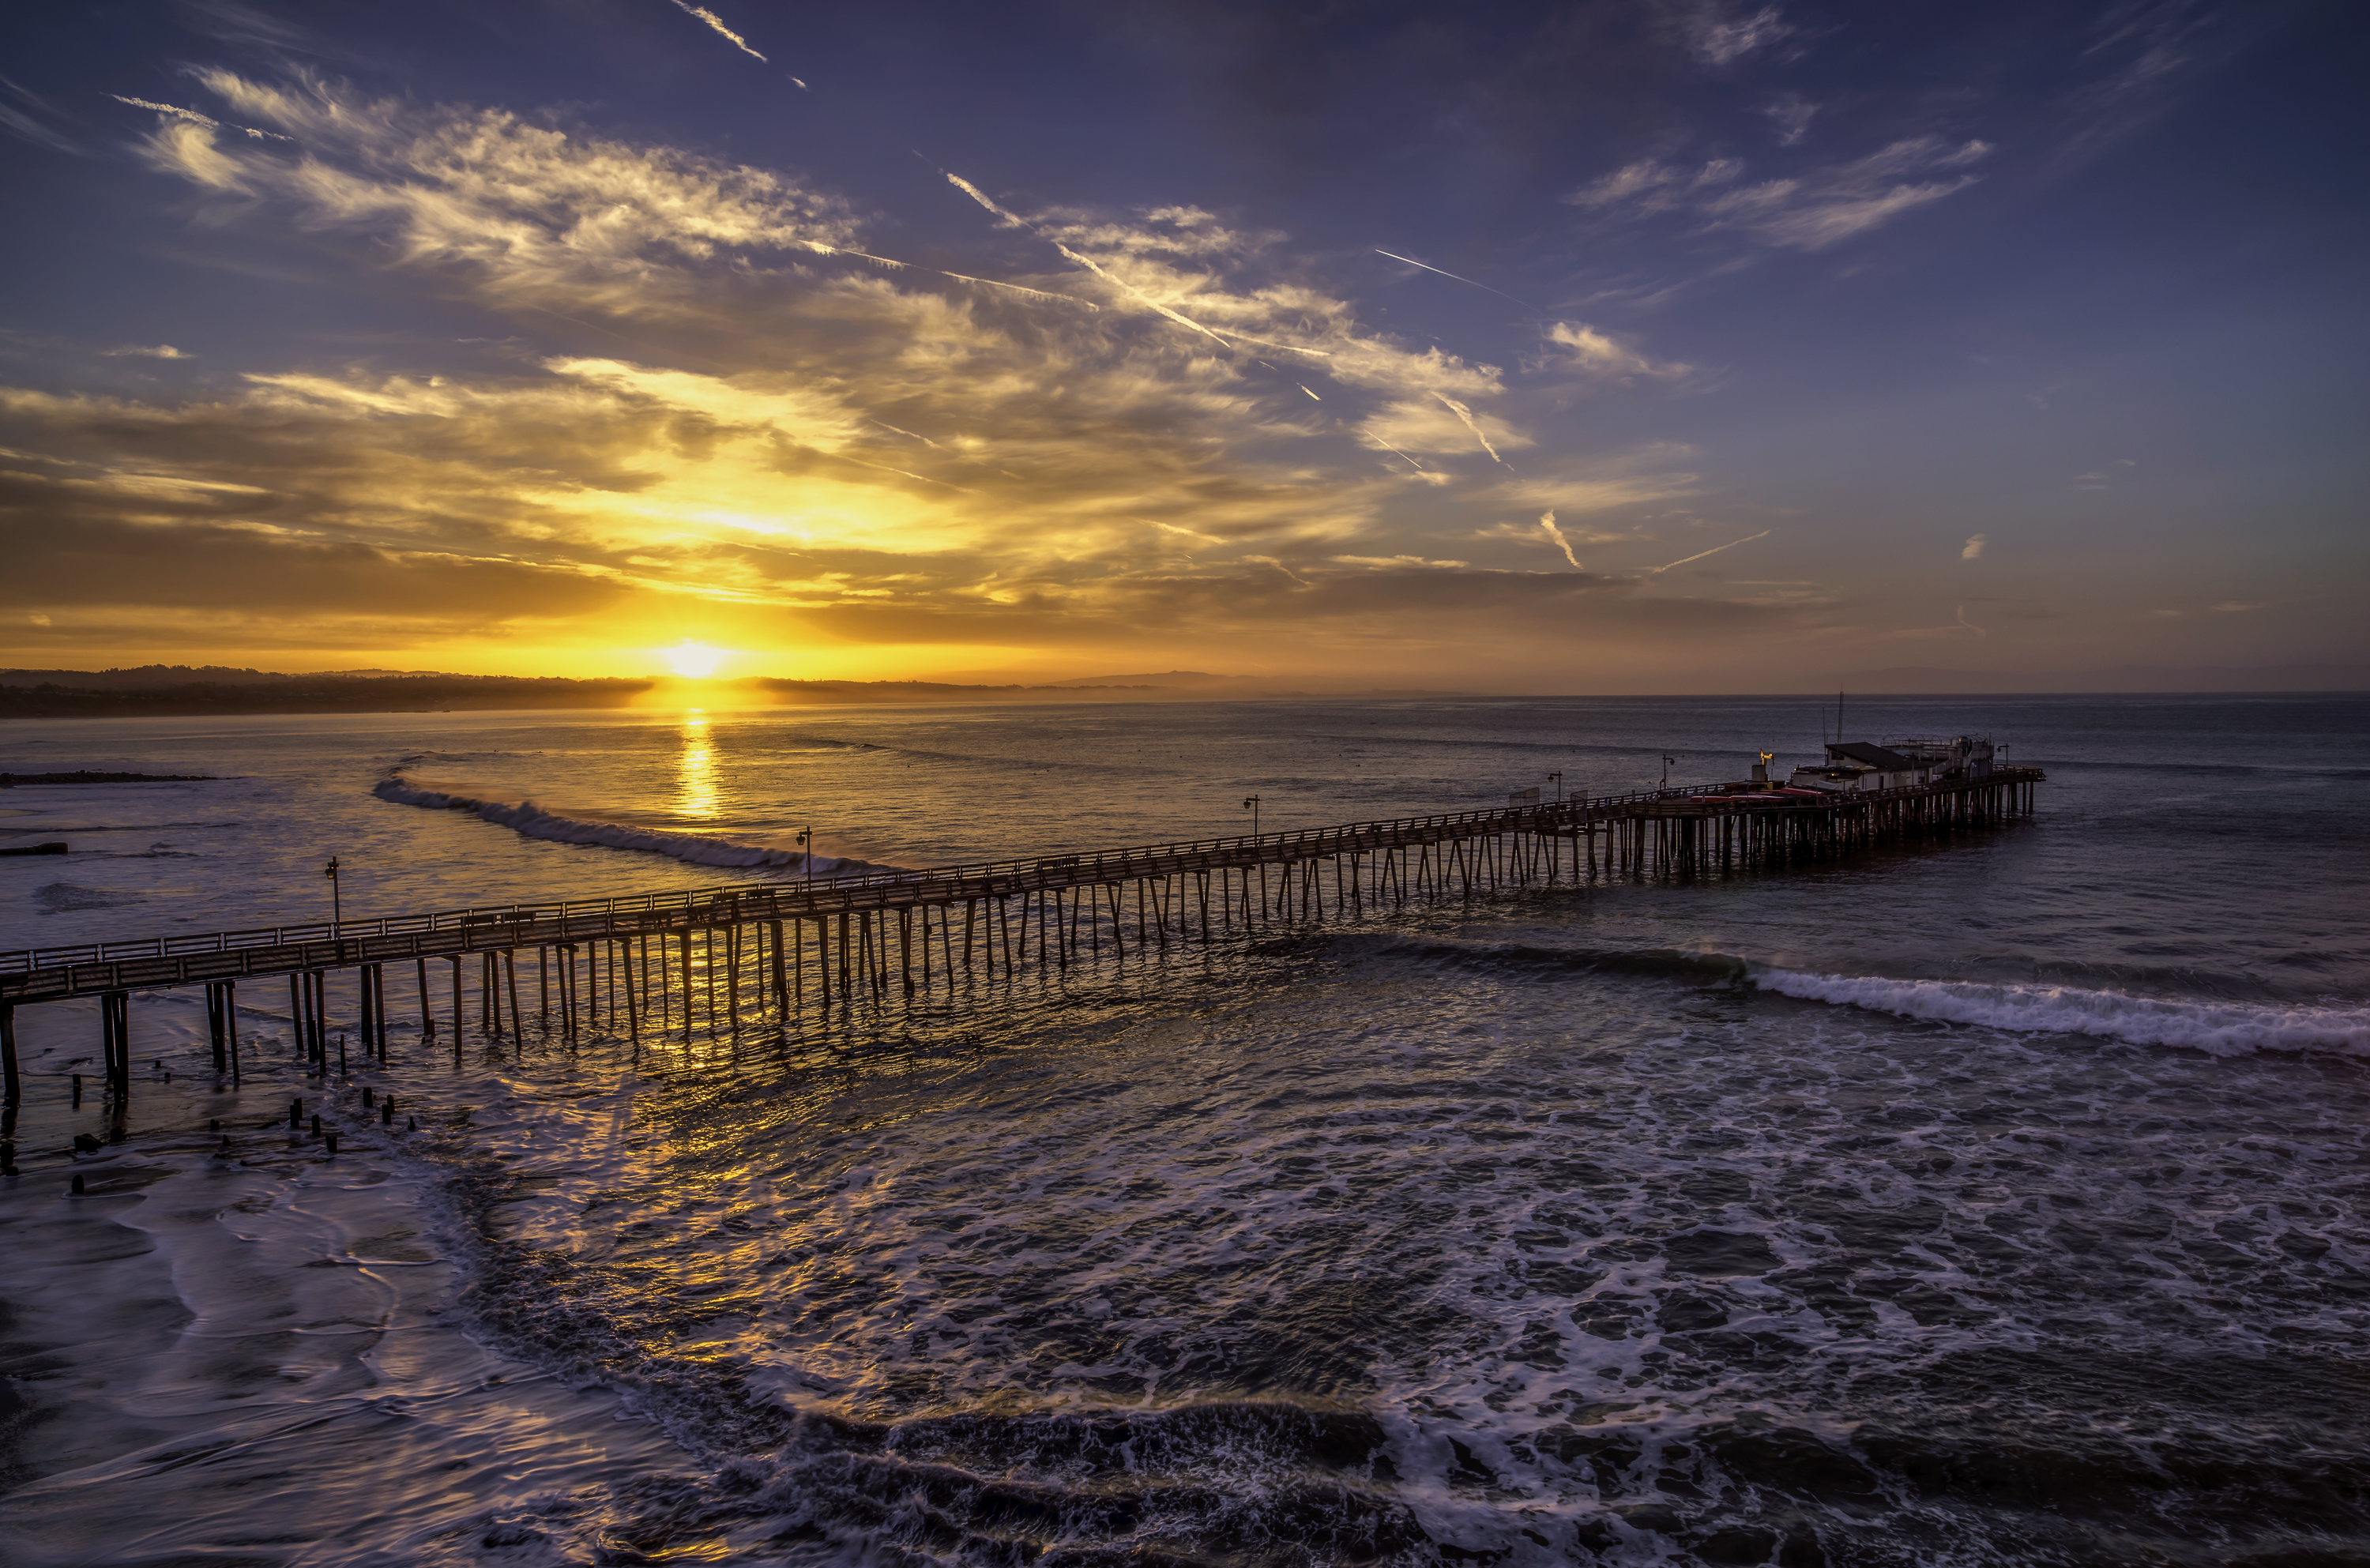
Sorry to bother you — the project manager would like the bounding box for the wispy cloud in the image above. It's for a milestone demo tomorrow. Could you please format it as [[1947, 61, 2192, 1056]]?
[[1763, 94, 1815, 145], [100, 344, 191, 359], [667, 1, 766, 62], [1683, 4, 1792, 65], [0, 76, 81, 155], [1538, 321, 1693, 384], [1956, 604, 1988, 637], [1571, 135, 1992, 250], [1961, 532, 1986, 560]]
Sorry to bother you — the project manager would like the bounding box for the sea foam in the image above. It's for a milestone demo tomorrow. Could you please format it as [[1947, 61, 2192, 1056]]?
[[1750, 965, 2370, 1058], [374, 776, 866, 874]]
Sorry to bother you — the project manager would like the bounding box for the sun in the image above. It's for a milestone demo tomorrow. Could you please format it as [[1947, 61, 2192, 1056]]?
[[665, 640, 728, 679]]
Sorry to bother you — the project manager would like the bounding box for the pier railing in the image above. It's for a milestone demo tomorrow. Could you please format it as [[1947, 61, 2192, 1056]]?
[[0, 786, 1708, 979], [0, 769, 2041, 1005]]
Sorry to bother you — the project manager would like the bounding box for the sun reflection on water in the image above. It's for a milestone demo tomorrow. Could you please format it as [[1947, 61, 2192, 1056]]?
[[676, 710, 719, 819]]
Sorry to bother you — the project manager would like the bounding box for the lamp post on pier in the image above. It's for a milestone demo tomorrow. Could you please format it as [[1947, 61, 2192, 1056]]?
[[324, 857, 341, 937], [1243, 795, 1261, 837]]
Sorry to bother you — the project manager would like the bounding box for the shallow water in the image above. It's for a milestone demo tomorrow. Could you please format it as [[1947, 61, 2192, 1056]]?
[[2, 694, 2365, 1566]]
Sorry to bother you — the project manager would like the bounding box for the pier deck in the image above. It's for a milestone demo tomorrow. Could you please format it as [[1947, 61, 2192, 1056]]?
[[0, 768, 2042, 1115]]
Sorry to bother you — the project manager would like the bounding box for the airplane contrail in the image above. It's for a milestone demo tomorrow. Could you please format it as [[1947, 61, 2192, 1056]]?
[[811, 243, 1098, 311], [948, 171, 1328, 355], [668, 1, 766, 60], [110, 94, 290, 140], [1299, 385, 1322, 400], [1646, 528, 1772, 573], [1375, 249, 1533, 309], [1538, 510, 1583, 569], [1433, 393, 1506, 464]]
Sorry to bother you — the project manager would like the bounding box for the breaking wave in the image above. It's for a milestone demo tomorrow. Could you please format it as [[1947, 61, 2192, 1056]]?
[[1751, 965, 2370, 1058], [373, 776, 883, 874]]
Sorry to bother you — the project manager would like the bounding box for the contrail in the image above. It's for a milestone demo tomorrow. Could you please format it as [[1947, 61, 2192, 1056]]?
[[788, 77, 808, 89], [1366, 437, 1428, 472], [946, 171, 1027, 227], [110, 94, 290, 140], [1538, 510, 1582, 570], [1956, 605, 1988, 637], [933, 269, 1100, 310], [811, 243, 1098, 311], [1432, 392, 1505, 464], [948, 171, 1329, 355], [1646, 528, 1771, 573], [1375, 249, 1533, 309], [1298, 385, 1322, 400], [867, 419, 940, 446], [668, 1, 766, 60]]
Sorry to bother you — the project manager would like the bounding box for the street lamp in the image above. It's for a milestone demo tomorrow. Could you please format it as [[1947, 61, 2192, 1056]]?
[[796, 827, 813, 883], [323, 856, 341, 936], [1548, 771, 1563, 804], [1660, 754, 1676, 792], [1243, 795, 1261, 837]]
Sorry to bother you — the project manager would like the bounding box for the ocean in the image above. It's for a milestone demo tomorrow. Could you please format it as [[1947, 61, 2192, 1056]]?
[[1, 693, 2364, 1567]]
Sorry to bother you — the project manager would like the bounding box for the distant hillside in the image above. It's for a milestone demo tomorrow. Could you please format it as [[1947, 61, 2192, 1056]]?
[[0, 669, 1312, 720], [0, 672, 653, 718]]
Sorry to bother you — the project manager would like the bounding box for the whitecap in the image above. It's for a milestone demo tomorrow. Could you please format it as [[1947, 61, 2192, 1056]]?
[[1750, 965, 2370, 1058], [371, 777, 885, 874]]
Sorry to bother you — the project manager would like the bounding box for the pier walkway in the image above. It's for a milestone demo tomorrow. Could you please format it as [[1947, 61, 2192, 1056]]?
[[0, 768, 2042, 1114]]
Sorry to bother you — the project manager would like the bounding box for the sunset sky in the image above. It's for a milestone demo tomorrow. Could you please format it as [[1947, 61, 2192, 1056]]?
[[1, 0, 2361, 690]]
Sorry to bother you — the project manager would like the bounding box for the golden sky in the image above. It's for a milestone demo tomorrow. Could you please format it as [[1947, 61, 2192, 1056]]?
[[3, 3, 2361, 690]]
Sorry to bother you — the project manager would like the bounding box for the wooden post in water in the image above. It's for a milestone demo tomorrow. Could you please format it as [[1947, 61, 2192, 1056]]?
[[100, 989, 130, 1105], [769, 919, 788, 1010], [1, 1002, 18, 1109]]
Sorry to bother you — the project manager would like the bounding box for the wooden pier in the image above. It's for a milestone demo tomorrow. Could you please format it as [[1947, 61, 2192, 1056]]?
[[0, 769, 2042, 1123]]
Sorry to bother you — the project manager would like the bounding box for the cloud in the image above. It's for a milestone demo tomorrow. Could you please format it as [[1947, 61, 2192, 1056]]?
[[1681, 4, 1792, 65], [1537, 321, 1693, 383], [138, 70, 860, 321], [1956, 604, 1988, 637], [14, 70, 1801, 672], [1961, 532, 1986, 560], [0, 76, 81, 155], [1763, 94, 1815, 146], [100, 344, 192, 359], [668, 1, 766, 62], [1571, 135, 1992, 250]]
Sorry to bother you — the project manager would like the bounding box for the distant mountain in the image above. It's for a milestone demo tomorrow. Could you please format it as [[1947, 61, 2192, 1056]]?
[[0, 664, 461, 689]]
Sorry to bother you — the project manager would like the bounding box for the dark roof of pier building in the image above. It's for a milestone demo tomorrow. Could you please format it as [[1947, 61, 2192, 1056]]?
[[1827, 742, 1917, 770]]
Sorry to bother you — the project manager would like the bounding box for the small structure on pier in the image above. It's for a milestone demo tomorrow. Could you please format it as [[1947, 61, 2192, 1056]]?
[[1784, 735, 1996, 794]]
